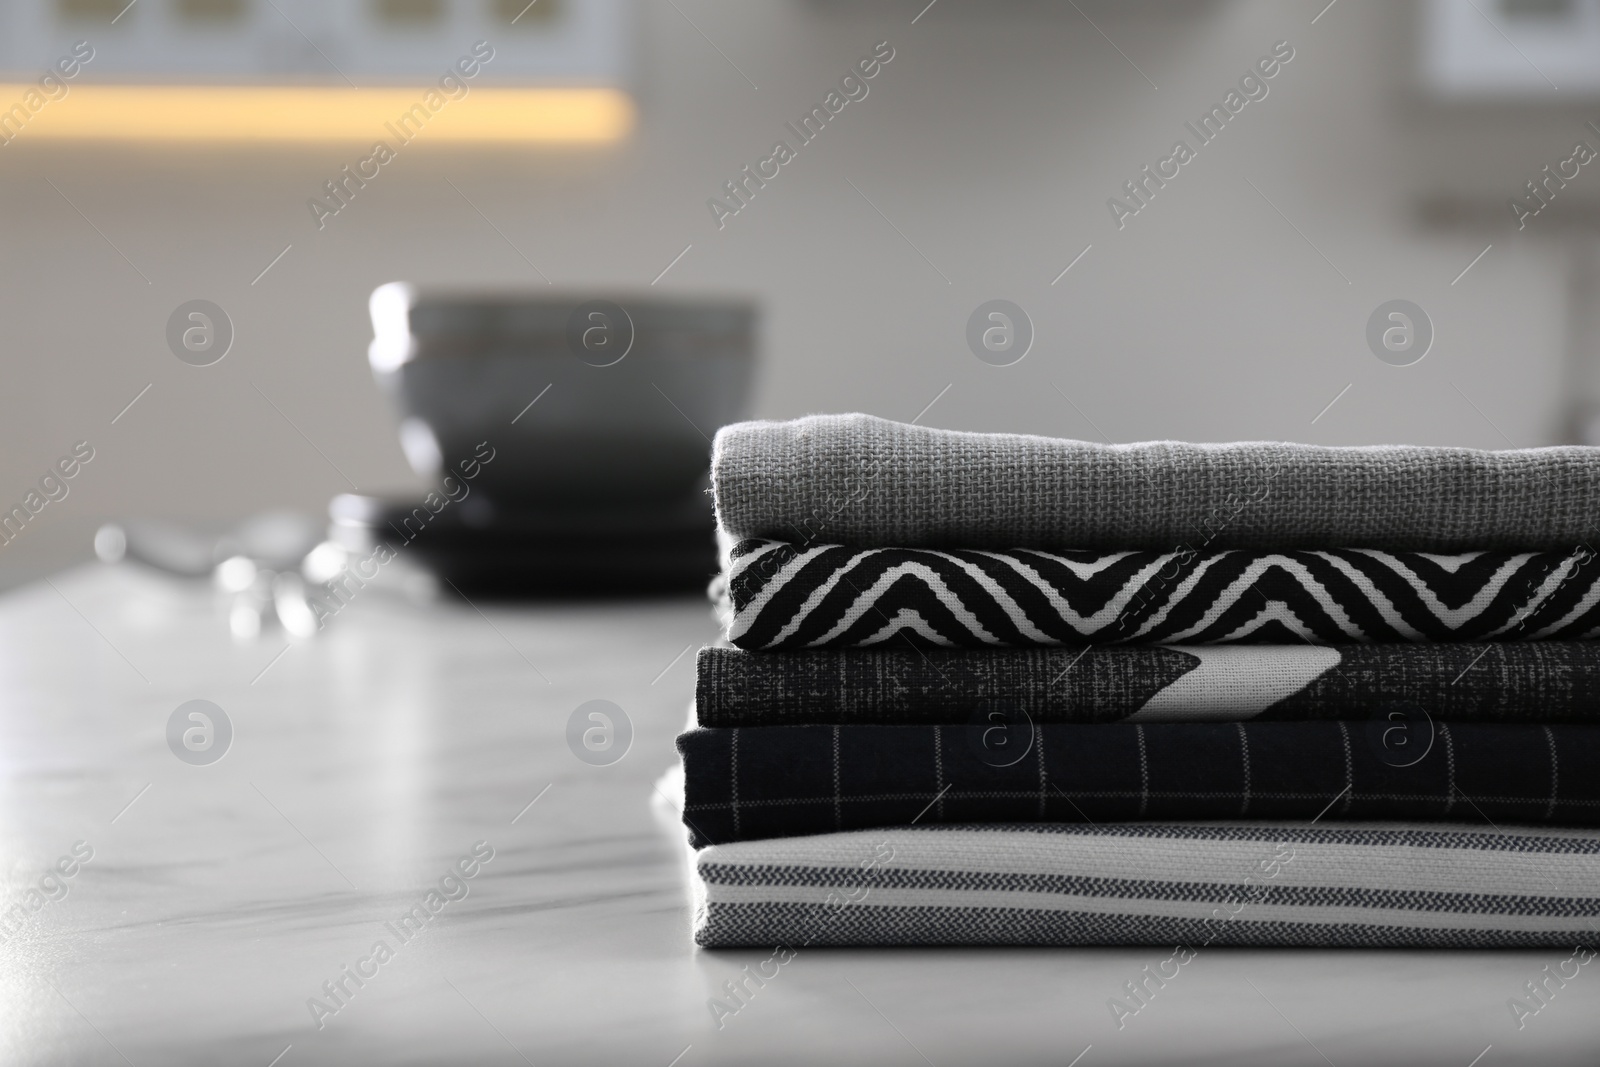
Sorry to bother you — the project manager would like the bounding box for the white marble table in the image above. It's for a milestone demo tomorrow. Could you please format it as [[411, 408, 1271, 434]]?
[[2, 564, 1597, 1065]]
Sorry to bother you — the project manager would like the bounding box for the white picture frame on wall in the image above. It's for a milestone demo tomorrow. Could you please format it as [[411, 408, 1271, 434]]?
[[1422, 0, 1600, 98], [0, 0, 633, 86]]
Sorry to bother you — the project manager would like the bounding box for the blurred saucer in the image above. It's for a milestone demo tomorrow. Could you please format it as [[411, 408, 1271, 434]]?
[[328, 493, 716, 596]]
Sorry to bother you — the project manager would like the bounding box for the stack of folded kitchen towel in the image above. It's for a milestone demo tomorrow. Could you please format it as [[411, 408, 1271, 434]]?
[[676, 413, 1600, 948]]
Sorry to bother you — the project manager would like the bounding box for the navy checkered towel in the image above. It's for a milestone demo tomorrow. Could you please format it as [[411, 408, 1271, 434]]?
[[676, 722, 1600, 848]]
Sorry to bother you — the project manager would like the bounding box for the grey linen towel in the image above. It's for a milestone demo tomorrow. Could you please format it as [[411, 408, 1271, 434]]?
[[711, 413, 1600, 552]]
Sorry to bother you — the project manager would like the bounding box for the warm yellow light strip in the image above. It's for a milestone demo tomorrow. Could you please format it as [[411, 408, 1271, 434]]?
[[0, 86, 633, 143]]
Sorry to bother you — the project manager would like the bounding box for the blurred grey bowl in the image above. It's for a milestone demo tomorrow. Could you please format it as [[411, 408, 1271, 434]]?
[[369, 283, 756, 506]]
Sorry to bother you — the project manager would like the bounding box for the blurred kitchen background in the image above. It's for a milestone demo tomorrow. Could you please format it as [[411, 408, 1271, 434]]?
[[0, 0, 1593, 589]]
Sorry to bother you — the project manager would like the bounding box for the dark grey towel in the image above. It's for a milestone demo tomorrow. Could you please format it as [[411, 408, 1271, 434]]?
[[712, 413, 1600, 552], [695, 642, 1600, 727]]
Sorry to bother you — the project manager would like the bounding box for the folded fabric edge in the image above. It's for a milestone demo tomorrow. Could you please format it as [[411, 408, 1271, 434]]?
[[692, 821, 1600, 950], [710, 413, 1600, 553], [693, 641, 1600, 727], [719, 539, 1600, 650]]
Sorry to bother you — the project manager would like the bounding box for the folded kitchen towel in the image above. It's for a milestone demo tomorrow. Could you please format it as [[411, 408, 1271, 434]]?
[[712, 413, 1600, 552], [695, 642, 1600, 727], [723, 539, 1600, 650], [693, 821, 1600, 948], [675, 721, 1600, 847]]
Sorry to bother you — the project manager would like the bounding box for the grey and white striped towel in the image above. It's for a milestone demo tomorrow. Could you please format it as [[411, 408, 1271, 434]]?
[[694, 822, 1600, 948]]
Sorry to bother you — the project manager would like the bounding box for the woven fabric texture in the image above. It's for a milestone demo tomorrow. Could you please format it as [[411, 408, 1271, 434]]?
[[676, 721, 1600, 847], [711, 413, 1600, 552], [693, 822, 1600, 948], [695, 642, 1600, 727], [724, 540, 1600, 650]]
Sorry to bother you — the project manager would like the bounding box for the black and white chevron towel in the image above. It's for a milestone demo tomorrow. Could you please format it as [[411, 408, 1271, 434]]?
[[676, 722, 1600, 847], [712, 413, 1600, 553], [694, 822, 1600, 948], [724, 539, 1600, 650], [695, 642, 1600, 726]]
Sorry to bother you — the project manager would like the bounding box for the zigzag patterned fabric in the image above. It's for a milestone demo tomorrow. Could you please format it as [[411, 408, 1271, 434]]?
[[692, 822, 1600, 949], [724, 538, 1600, 650]]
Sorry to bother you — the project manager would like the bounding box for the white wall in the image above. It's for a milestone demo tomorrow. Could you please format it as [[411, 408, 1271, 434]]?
[[0, 0, 1578, 586]]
